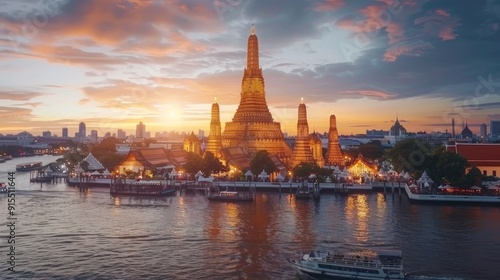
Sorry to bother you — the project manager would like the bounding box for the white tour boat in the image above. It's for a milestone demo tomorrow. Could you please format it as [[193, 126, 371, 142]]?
[[288, 249, 406, 280]]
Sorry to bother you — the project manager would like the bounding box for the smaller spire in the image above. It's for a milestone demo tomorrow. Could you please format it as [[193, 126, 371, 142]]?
[[251, 24, 255, 35], [214, 97, 217, 103], [301, 97, 304, 104]]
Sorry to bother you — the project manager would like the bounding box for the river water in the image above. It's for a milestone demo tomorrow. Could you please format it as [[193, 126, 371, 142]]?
[[0, 155, 499, 279]]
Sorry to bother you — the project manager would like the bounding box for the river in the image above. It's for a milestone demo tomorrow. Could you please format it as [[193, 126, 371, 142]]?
[[0, 155, 499, 279]]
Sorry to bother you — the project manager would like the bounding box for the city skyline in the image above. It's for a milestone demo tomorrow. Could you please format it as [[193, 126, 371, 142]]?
[[1, 0, 499, 136]]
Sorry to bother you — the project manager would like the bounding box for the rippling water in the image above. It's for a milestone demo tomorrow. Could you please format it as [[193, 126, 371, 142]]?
[[1, 156, 499, 279]]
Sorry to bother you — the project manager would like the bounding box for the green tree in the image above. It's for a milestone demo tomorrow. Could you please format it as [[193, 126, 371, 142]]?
[[292, 162, 321, 179], [183, 152, 204, 174], [427, 147, 469, 186], [202, 151, 228, 176], [359, 140, 385, 160], [250, 150, 277, 176], [385, 138, 432, 173], [98, 152, 126, 172]]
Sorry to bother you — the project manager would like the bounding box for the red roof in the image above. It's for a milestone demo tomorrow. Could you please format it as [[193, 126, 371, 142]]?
[[447, 143, 500, 167]]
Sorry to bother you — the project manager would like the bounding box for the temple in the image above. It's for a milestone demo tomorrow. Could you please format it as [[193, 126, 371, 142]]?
[[325, 113, 345, 166], [221, 25, 292, 159], [206, 99, 223, 157], [290, 99, 315, 167]]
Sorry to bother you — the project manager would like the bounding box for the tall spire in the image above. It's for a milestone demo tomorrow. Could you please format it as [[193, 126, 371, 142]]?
[[206, 98, 222, 157], [290, 99, 314, 167], [246, 24, 261, 78]]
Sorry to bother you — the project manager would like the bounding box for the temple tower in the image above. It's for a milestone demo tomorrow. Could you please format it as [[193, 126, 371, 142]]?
[[206, 98, 223, 157], [290, 99, 314, 167], [326, 113, 345, 166], [310, 132, 324, 167], [222, 25, 291, 158]]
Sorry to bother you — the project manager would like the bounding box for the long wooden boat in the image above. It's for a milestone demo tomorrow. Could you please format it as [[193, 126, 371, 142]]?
[[207, 191, 253, 202], [16, 162, 43, 171], [404, 184, 500, 205], [110, 182, 176, 197]]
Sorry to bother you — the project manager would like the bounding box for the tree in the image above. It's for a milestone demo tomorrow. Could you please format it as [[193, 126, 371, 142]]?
[[385, 138, 432, 173], [183, 152, 203, 174], [427, 147, 469, 186], [292, 162, 320, 179], [359, 141, 385, 160], [202, 151, 228, 175], [250, 150, 277, 176], [98, 152, 126, 172]]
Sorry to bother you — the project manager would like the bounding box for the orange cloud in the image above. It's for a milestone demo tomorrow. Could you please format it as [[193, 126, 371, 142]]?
[[314, 0, 345, 12], [383, 41, 433, 61], [415, 9, 460, 41], [340, 90, 396, 99]]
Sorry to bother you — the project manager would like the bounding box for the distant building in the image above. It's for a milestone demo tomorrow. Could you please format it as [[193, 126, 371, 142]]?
[[90, 130, 98, 142], [62, 127, 68, 138], [366, 129, 389, 137], [117, 129, 126, 140], [104, 132, 111, 138], [79, 122, 86, 138], [144, 131, 151, 139], [136, 122, 145, 138], [460, 122, 473, 139], [198, 129, 205, 139], [490, 120, 500, 138], [42, 131, 51, 138], [480, 123, 487, 139], [389, 117, 407, 136], [183, 132, 201, 155]]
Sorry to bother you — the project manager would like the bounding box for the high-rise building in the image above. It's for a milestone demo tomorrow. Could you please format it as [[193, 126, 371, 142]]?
[[136, 122, 145, 138], [62, 127, 68, 138], [79, 122, 86, 138], [117, 129, 126, 140], [198, 129, 205, 139], [480, 123, 487, 139], [42, 131, 51, 138], [491, 120, 500, 137], [90, 130, 98, 142], [290, 99, 314, 167], [221, 25, 291, 158]]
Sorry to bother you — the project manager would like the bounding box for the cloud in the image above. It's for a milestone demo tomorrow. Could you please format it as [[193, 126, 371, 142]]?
[[0, 91, 44, 101], [314, 0, 345, 12], [414, 9, 461, 41]]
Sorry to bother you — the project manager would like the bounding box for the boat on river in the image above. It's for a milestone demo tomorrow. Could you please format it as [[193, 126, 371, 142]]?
[[207, 190, 254, 202], [110, 181, 176, 197], [0, 182, 7, 194], [288, 249, 406, 280], [404, 184, 500, 205], [16, 162, 43, 171]]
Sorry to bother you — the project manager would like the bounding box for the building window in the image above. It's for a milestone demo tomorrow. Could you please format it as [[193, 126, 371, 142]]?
[[493, 171, 497, 177], [483, 170, 487, 176]]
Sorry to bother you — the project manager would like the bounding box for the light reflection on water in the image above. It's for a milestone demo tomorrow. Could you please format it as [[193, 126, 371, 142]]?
[[0, 157, 499, 279]]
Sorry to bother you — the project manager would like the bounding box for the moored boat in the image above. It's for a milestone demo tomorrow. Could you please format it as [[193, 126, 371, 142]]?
[[207, 190, 254, 202], [110, 180, 176, 197], [16, 162, 43, 171], [404, 184, 500, 205], [288, 249, 406, 280], [0, 182, 7, 194]]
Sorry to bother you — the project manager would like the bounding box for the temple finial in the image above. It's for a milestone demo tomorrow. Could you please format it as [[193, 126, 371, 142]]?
[[214, 97, 217, 103], [251, 24, 255, 35], [301, 97, 304, 104]]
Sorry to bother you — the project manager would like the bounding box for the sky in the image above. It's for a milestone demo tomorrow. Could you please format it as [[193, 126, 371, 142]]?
[[1, 0, 499, 137]]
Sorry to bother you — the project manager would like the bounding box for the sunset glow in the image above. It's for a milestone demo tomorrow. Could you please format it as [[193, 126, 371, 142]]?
[[1, 0, 499, 136]]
